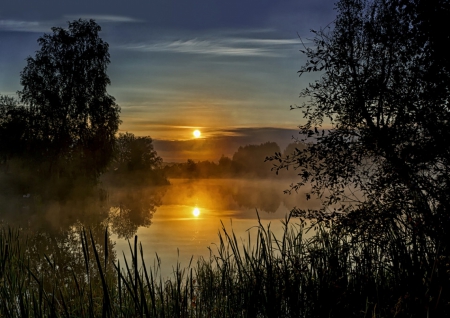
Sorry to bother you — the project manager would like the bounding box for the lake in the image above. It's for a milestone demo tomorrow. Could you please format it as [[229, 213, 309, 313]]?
[[112, 178, 320, 277], [0, 178, 319, 278]]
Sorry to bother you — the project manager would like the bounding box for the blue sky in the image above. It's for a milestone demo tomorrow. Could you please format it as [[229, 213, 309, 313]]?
[[0, 0, 336, 161]]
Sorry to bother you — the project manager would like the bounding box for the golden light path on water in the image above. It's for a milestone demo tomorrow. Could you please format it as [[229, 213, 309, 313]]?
[[112, 179, 320, 279]]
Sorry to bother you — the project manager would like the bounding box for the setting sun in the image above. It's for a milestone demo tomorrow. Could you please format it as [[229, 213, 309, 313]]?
[[193, 207, 200, 217], [193, 130, 201, 138]]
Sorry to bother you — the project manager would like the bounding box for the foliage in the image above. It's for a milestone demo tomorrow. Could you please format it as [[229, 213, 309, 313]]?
[[269, 0, 450, 248], [164, 142, 287, 179], [232, 142, 281, 177], [1, 214, 449, 317], [106, 132, 168, 186], [113, 133, 162, 172], [11, 19, 120, 181], [0, 96, 28, 163], [282, 141, 306, 159]]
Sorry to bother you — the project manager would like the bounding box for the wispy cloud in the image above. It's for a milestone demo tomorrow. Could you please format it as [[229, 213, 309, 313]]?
[[124, 39, 272, 57], [121, 36, 300, 57], [0, 20, 46, 32], [0, 15, 142, 33], [228, 38, 299, 45], [64, 15, 143, 23]]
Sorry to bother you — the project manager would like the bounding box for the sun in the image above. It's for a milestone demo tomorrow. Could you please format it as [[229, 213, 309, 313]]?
[[193, 207, 200, 217], [193, 129, 201, 138]]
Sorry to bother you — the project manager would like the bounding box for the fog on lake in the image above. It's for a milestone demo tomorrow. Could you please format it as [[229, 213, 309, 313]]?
[[0, 178, 319, 278]]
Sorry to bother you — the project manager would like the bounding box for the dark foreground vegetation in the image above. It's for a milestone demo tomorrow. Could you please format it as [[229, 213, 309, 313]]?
[[1, 0, 450, 316], [1, 214, 449, 317]]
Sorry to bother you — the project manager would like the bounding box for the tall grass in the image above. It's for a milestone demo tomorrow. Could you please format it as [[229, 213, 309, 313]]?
[[1, 213, 449, 317]]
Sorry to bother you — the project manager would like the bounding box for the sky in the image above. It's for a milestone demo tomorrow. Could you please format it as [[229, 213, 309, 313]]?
[[0, 0, 337, 162]]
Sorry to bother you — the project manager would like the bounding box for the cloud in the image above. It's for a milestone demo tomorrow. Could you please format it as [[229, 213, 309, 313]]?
[[152, 127, 301, 162], [0, 20, 46, 32], [228, 38, 300, 45], [121, 35, 300, 57], [64, 15, 143, 23], [124, 39, 272, 57], [0, 15, 142, 33]]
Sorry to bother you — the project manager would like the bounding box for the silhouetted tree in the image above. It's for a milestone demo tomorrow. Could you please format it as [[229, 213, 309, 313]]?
[[270, 0, 450, 245], [218, 155, 234, 176], [185, 159, 198, 178], [0, 96, 26, 163], [114, 133, 162, 172], [17, 19, 120, 181], [233, 142, 280, 177], [108, 132, 167, 185], [163, 143, 285, 179], [282, 142, 306, 159]]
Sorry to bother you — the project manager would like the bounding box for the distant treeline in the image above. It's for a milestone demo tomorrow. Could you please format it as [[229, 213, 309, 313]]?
[[0, 18, 305, 200], [102, 132, 168, 187], [163, 141, 305, 179]]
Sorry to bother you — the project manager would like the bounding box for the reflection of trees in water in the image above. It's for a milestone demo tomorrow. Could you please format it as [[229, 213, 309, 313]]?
[[163, 179, 289, 213], [0, 184, 165, 238], [230, 181, 321, 213], [0, 184, 166, 289], [162, 179, 322, 215], [108, 186, 165, 239], [0, 189, 109, 233], [231, 184, 282, 213], [24, 225, 117, 293]]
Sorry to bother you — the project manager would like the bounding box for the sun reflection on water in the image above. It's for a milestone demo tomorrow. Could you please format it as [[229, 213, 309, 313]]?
[[192, 207, 200, 217]]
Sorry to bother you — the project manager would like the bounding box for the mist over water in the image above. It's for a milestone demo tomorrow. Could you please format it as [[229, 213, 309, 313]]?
[[0, 177, 318, 277], [121, 178, 320, 277]]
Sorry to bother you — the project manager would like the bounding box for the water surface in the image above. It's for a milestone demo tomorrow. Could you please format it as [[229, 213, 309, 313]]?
[[113, 178, 319, 277], [0, 178, 319, 278]]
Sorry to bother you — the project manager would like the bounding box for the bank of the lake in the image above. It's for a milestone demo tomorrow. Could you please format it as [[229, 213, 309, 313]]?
[[1, 178, 449, 317], [1, 213, 448, 317]]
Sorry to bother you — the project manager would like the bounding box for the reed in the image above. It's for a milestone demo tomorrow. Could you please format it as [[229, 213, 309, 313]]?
[[0, 213, 449, 317]]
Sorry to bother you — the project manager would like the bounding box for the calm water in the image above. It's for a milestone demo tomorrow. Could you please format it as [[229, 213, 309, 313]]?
[[0, 178, 319, 278], [112, 178, 319, 277]]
